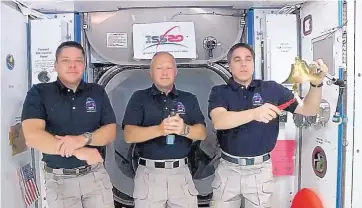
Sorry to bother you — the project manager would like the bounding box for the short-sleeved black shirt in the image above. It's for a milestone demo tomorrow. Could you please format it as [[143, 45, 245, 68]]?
[[122, 84, 206, 160], [21, 78, 116, 169], [208, 79, 298, 157]]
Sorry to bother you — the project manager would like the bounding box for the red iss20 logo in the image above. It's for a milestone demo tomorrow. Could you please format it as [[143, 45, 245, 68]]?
[[143, 26, 188, 50]]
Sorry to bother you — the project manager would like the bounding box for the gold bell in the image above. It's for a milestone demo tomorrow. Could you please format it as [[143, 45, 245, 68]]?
[[282, 57, 322, 86], [282, 57, 323, 106]]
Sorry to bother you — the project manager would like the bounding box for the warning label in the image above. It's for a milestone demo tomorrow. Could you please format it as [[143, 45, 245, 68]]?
[[107, 33, 128, 48]]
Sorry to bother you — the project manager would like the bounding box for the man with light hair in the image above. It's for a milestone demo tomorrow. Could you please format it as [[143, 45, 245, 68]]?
[[122, 51, 207, 207]]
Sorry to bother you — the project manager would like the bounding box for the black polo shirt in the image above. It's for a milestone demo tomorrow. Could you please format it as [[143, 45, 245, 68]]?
[[122, 84, 206, 160], [21, 78, 116, 169], [208, 78, 298, 157]]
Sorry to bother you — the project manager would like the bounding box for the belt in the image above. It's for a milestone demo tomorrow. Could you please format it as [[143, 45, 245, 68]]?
[[138, 158, 188, 169], [44, 164, 94, 176], [221, 151, 270, 166]]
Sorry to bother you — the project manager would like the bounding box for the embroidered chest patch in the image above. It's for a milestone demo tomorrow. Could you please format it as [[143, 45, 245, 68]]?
[[85, 97, 97, 112], [176, 101, 185, 114], [252, 93, 264, 106]]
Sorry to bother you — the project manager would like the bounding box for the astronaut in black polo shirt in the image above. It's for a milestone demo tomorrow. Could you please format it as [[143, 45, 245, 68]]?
[[208, 43, 327, 208], [122, 51, 207, 208], [21, 41, 116, 208]]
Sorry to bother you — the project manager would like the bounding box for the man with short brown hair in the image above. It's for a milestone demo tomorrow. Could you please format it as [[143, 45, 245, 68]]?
[[22, 41, 116, 208], [208, 42, 327, 208]]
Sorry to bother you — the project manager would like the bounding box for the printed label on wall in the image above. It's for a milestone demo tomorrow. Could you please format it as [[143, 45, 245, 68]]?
[[107, 32, 128, 48]]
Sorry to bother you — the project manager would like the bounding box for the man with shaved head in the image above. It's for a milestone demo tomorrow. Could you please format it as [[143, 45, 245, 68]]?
[[122, 52, 207, 207]]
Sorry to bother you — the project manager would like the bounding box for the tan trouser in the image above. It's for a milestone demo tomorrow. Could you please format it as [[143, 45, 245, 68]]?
[[44, 163, 114, 208], [210, 159, 274, 208], [133, 159, 199, 208]]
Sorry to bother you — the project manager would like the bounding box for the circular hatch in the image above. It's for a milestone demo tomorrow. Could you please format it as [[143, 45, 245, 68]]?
[[98, 64, 230, 206]]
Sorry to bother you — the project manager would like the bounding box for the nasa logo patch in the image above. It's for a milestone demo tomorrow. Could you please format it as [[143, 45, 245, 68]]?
[[176, 102, 185, 114], [6, 54, 15, 70], [252, 93, 264, 106], [85, 97, 96, 112]]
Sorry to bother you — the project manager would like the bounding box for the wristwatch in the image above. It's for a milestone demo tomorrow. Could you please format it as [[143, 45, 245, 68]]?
[[83, 132, 92, 146], [310, 82, 323, 88], [181, 124, 190, 136]]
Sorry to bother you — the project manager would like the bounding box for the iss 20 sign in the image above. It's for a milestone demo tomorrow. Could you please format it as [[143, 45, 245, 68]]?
[[132, 21, 197, 59]]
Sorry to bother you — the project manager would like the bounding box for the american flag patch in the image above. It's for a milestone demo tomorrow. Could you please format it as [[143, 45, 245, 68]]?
[[17, 163, 40, 207]]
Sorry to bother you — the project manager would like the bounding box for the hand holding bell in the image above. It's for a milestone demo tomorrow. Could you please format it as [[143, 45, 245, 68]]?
[[282, 57, 328, 106], [283, 57, 328, 86]]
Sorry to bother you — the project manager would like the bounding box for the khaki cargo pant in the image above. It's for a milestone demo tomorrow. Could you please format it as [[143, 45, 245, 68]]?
[[133, 159, 199, 208], [44, 163, 115, 208], [210, 158, 274, 208]]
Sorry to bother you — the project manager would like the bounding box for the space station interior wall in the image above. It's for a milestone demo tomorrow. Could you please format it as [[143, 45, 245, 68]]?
[[299, 1, 345, 208], [348, 1, 362, 208], [2, 1, 360, 208], [1, 2, 32, 208]]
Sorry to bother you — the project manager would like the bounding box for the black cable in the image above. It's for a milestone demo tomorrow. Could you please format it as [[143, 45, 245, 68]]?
[[328, 76, 345, 122]]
